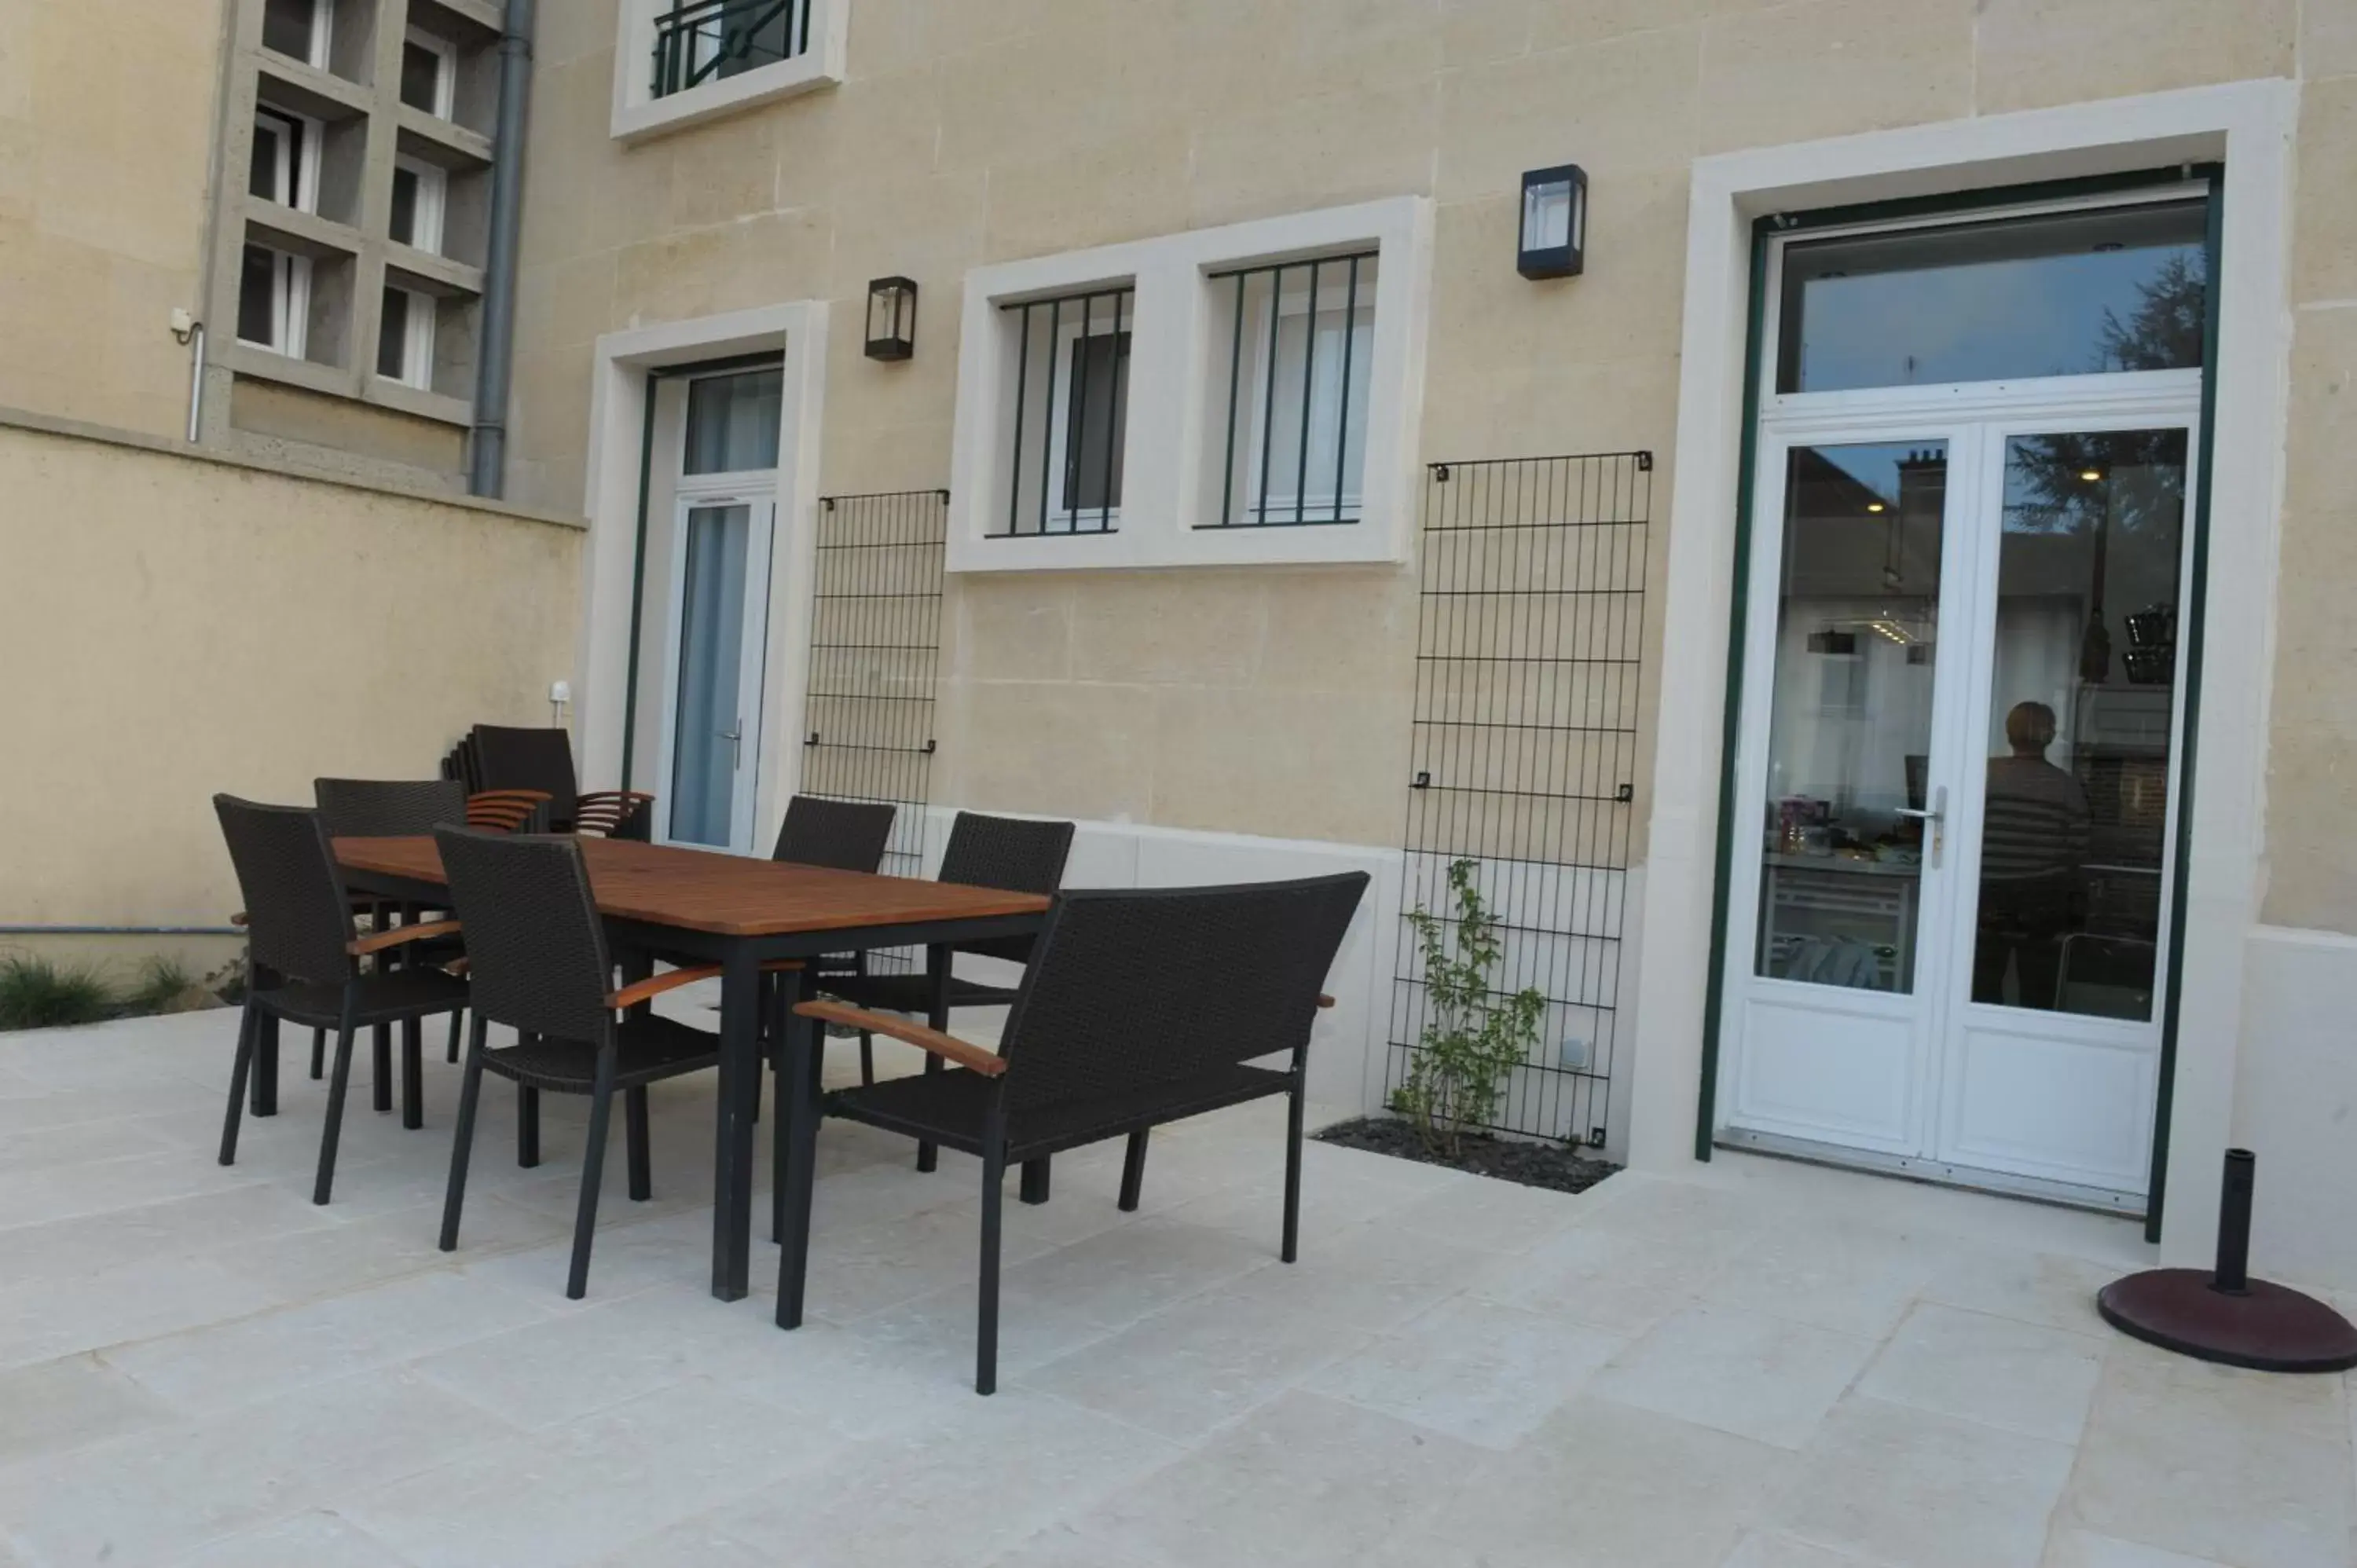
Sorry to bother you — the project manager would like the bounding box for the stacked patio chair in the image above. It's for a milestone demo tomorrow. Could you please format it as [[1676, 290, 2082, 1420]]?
[[453, 725, 655, 839], [775, 870, 1369, 1394], [431, 826, 723, 1299], [213, 795, 470, 1205]]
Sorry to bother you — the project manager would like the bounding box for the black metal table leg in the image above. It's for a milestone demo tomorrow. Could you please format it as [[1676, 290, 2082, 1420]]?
[[709, 943, 761, 1301], [775, 969, 820, 1330], [916, 942, 949, 1174]]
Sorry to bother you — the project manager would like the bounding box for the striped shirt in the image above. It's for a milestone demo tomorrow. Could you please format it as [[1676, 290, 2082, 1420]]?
[[1981, 757, 2091, 881]]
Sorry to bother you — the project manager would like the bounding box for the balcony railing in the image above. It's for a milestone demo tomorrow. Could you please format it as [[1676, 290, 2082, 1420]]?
[[651, 0, 812, 99]]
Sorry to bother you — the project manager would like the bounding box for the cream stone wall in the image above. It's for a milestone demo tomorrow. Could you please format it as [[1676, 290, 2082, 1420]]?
[[0, 413, 582, 932], [0, 0, 223, 441], [507, 0, 2348, 875]]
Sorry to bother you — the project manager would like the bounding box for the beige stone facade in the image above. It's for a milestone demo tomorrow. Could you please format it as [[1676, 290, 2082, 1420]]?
[[503, 0, 2357, 935]]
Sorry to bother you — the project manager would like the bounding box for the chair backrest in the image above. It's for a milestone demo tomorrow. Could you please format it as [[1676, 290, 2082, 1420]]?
[[997, 872, 1368, 1116], [772, 796, 897, 874], [314, 778, 468, 838], [431, 827, 616, 1045], [214, 795, 356, 987], [937, 812, 1076, 964], [470, 726, 580, 826]]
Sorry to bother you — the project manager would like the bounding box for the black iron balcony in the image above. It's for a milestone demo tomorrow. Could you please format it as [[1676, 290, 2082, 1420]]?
[[651, 0, 811, 99]]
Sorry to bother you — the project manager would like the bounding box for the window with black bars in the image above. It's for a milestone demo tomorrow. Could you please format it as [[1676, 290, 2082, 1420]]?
[[802, 489, 947, 969], [1388, 452, 1651, 1148], [1208, 250, 1378, 529], [992, 287, 1132, 537], [651, 0, 812, 99]]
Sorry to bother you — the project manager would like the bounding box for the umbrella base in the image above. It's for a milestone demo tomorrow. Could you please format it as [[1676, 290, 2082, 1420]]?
[[2099, 1268, 2357, 1373]]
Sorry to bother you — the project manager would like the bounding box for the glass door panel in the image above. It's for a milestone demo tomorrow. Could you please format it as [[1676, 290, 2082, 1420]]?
[[1970, 428, 2188, 1019], [669, 502, 752, 847], [1754, 441, 1948, 994]]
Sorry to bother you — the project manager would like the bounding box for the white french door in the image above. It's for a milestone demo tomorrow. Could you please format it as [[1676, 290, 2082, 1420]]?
[[656, 486, 777, 852], [1716, 379, 2199, 1208]]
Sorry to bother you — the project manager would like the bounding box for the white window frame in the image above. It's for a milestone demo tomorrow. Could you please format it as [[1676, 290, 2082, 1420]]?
[[389, 155, 447, 255], [251, 106, 322, 214], [262, 0, 333, 71], [609, 0, 846, 144], [402, 27, 458, 120], [947, 196, 1433, 573], [239, 244, 313, 359], [376, 284, 437, 390], [1230, 268, 1377, 528]]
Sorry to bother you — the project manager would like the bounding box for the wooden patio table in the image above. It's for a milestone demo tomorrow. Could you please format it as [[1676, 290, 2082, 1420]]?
[[334, 833, 1050, 1302]]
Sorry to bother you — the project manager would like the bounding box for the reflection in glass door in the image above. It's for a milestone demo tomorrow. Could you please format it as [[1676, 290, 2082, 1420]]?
[[662, 493, 775, 851]]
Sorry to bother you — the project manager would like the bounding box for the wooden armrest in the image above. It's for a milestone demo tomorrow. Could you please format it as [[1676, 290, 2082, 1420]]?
[[348, 918, 461, 956], [1318, 993, 1335, 1009], [577, 789, 656, 805], [608, 964, 723, 1010], [231, 911, 248, 927], [794, 999, 1007, 1077]]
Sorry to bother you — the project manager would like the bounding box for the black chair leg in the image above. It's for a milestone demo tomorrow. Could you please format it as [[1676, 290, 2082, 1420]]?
[[440, 1014, 489, 1251], [775, 1002, 819, 1326], [918, 943, 948, 1172], [625, 1086, 651, 1202], [312, 1006, 359, 1205], [567, 1053, 619, 1300], [445, 1009, 462, 1064], [859, 1031, 874, 1086], [1282, 1067, 1307, 1264], [916, 1052, 944, 1174], [401, 1018, 423, 1131], [518, 1083, 541, 1167], [1118, 1128, 1149, 1212], [977, 1120, 1006, 1396], [218, 999, 259, 1167], [310, 1027, 325, 1080], [1019, 1158, 1051, 1206], [251, 1011, 279, 1117], [372, 1023, 393, 1114]]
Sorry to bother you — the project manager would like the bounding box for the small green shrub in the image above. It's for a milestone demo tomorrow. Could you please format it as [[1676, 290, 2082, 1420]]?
[[0, 953, 117, 1031], [119, 956, 199, 1017], [1389, 859, 1547, 1160]]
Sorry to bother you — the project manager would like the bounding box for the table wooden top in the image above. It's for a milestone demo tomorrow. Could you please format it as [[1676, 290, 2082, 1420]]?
[[335, 835, 1051, 938]]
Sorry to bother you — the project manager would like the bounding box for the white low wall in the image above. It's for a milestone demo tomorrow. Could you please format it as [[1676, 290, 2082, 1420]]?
[[2233, 926, 2357, 1295]]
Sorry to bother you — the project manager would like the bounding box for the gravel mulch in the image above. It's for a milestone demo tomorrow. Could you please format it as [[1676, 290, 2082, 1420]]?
[[1314, 1115, 1619, 1195]]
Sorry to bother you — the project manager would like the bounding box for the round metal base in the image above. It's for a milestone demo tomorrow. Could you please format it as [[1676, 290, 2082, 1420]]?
[[2099, 1269, 2357, 1373]]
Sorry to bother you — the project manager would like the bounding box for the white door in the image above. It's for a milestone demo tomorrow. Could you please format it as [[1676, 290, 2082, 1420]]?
[[1717, 401, 2197, 1207], [658, 489, 776, 851]]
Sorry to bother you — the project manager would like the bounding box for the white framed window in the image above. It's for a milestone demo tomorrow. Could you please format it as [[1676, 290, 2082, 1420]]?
[[400, 27, 457, 119], [376, 284, 436, 389], [389, 156, 447, 254], [248, 106, 321, 214], [261, 0, 332, 70], [610, 0, 845, 142], [1215, 253, 1377, 529], [237, 243, 311, 357], [947, 197, 1433, 573]]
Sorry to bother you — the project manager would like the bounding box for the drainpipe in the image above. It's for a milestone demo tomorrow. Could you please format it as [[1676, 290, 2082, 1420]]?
[[467, 0, 535, 498]]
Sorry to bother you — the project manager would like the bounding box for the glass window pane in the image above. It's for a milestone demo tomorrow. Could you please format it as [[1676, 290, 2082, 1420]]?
[[238, 245, 279, 346], [248, 118, 282, 202], [1970, 429, 2187, 1019], [1755, 441, 1947, 993], [390, 166, 419, 246], [1061, 331, 1129, 515], [377, 288, 409, 379], [717, 2, 794, 79], [401, 41, 444, 112], [262, 0, 315, 60], [670, 504, 752, 847], [683, 367, 783, 474], [1777, 200, 2208, 394]]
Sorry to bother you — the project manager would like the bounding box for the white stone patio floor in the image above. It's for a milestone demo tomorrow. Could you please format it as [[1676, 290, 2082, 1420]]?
[[0, 1004, 2348, 1568]]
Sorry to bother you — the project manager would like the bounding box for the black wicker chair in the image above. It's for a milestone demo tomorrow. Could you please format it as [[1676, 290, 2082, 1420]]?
[[761, 795, 900, 1079], [213, 795, 470, 1205], [775, 870, 1369, 1394], [431, 826, 722, 1299], [471, 725, 653, 840], [817, 812, 1074, 1175], [315, 778, 475, 1086]]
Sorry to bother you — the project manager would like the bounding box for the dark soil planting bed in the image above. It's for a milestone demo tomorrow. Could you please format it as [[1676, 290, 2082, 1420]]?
[[1314, 1116, 1619, 1196]]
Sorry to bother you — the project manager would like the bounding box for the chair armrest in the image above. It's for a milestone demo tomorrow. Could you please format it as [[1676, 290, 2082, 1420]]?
[[1318, 993, 1335, 1009], [608, 964, 723, 1010], [759, 959, 806, 973], [467, 789, 552, 832], [231, 911, 248, 927], [347, 919, 462, 957], [794, 999, 1007, 1077]]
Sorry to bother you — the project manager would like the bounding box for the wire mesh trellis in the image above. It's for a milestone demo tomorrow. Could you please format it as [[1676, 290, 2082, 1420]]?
[[1387, 451, 1651, 1148], [801, 489, 948, 973]]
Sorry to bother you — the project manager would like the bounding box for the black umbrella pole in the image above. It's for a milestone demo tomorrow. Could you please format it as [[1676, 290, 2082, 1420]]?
[[2212, 1148, 2253, 1295]]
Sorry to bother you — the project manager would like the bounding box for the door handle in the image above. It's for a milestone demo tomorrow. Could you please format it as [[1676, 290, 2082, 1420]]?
[[1894, 785, 1947, 867], [719, 723, 742, 769]]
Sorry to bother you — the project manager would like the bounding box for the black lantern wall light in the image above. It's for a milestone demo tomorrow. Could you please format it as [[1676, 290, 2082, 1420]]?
[[1517, 164, 1588, 279], [865, 276, 918, 361]]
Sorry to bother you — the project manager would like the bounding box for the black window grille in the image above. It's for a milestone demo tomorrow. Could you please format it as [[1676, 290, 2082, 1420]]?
[[1208, 250, 1378, 529], [992, 287, 1132, 538], [651, 0, 812, 99], [801, 490, 948, 970], [1388, 452, 1652, 1149]]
